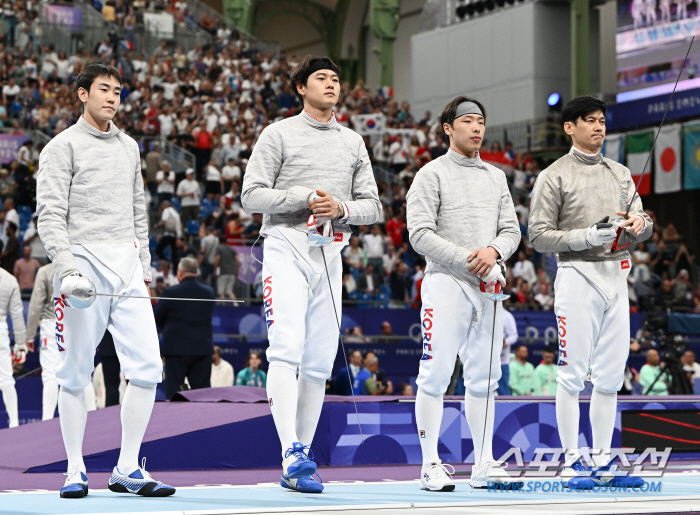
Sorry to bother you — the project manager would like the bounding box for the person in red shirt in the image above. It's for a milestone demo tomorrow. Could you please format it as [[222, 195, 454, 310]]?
[[192, 120, 213, 179], [385, 211, 406, 247], [225, 212, 245, 246]]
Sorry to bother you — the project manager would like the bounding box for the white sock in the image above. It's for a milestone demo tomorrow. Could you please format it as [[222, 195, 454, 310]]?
[[116, 383, 156, 475], [590, 388, 617, 467], [2, 384, 18, 428], [42, 380, 59, 421], [84, 384, 97, 412], [415, 388, 442, 464], [295, 375, 326, 447], [58, 387, 87, 472], [556, 385, 580, 466], [267, 363, 299, 457], [464, 390, 495, 469]]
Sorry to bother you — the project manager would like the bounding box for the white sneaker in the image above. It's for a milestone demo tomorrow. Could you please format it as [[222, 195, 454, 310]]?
[[469, 461, 514, 488], [419, 460, 455, 492]]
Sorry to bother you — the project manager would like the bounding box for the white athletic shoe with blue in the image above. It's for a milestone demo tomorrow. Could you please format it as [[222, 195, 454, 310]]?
[[60, 466, 88, 498], [282, 442, 317, 479], [280, 473, 324, 493], [108, 458, 176, 497]]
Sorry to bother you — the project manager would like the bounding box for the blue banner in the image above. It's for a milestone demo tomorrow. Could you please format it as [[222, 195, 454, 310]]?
[[607, 87, 700, 131]]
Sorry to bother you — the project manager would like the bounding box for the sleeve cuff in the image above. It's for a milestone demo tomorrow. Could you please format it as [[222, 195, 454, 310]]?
[[488, 244, 504, 261], [339, 202, 350, 224], [566, 228, 590, 252]]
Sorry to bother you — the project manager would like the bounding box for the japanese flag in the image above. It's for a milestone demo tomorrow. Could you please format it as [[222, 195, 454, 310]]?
[[654, 124, 682, 194]]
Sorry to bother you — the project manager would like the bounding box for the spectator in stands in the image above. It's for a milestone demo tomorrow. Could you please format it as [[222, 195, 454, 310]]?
[[336, 349, 362, 396], [673, 269, 693, 307], [410, 258, 425, 308], [210, 346, 234, 387], [534, 281, 554, 310], [174, 237, 197, 263], [382, 242, 398, 278], [358, 351, 393, 396], [655, 279, 675, 311], [361, 224, 386, 276], [13, 245, 40, 294], [398, 382, 414, 396], [214, 234, 238, 301], [221, 156, 240, 192], [675, 239, 694, 272], [639, 349, 670, 395], [204, 157, 222, 202], [373, 134, 392, 169], [0, 221, 19, 273], [499, 309, 518, 395], [199, 225, 219, 287], [509, 344, 537, 396], [343, 235, 365, 271], [534, 347, 557, 395], [693, 283, 700, 313], [512, 251, 537, 287], [4, 199, 18, 229], [155, 160, 175, 204], [23, 213, 46, 265], [153, 260, 178, 287], [155, 257, 216, 400], [176, 168, 201, 225], [0, 169, 13, 199], [682, 350, 700, 382], [380, 321, 394, 341], [235, 352, 266, 387], [225, 211, 245, 246], [145, 142, 163, 198], [244, 213, 262, 244], [154, 200, 182, 269], [389, 260, 411, 307], [389, 134, 408, 174], [357, 262, 380, 295], [385, 210, 405, 248]]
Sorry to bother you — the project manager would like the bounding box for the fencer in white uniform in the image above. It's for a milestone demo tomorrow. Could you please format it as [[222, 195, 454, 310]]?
[[37, 64, 174, 499], [242, 56, 381, 493], [25, 263, 95, 421], [0, 268, 26, 429], [406, 97, 520, 491], [529, 96, 651, 489]]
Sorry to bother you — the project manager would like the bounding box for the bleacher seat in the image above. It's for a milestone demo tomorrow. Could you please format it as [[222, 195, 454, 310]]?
[[186, 219, 200, 235], [200, 198, 214, 218], [17, 206, 32, 220], [357, 292, 374, 309], [379, 285, 392, 298], [375, 291, 390, 309], [171, 197, 181, 211]]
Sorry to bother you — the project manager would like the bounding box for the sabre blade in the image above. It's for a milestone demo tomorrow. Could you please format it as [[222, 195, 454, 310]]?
[[91, 293, 244, 303]]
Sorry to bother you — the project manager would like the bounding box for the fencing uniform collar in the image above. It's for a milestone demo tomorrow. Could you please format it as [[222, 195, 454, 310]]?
[[77, 116, 120, 139], [301, 110, 340, 131], [569, 145, 603, 166], [447, 148, 485, 168]]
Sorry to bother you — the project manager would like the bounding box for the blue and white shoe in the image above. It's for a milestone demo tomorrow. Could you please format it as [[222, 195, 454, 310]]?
[[282, 442, 317, 480], [592, 457, 645, 488], [60, 466, 88, 498], [280, 473, 324, 493], [108, 458, 176, 497], [561, 457, 595, 490]]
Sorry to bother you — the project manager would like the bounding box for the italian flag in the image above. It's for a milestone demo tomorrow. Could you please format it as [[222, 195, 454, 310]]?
[[626, 130, 653, 196]]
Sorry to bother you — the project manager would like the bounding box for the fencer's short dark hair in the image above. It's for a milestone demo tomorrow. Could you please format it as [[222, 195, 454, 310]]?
[[76, 64, 123, 94], [440, 96, 487, 139], [561, 96, 606, 125], [289, 55, 340, 106]]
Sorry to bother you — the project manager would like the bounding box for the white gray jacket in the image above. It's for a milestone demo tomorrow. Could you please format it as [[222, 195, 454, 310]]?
[[0, 268, 25, 344], [26, 263, 54, 340], [407, 149, 521, 287], [529, 147, 653, 262], [37, 117, 151, 281], [241, 111, 381, 232]]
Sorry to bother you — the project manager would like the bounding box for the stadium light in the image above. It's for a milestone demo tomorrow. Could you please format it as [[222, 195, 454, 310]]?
[[547, 92, 561, 107]]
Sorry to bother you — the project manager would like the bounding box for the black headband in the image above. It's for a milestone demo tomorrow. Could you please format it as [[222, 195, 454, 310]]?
[[306, 58, 336, 78]]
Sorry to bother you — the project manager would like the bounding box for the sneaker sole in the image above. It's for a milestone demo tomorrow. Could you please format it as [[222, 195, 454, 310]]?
[[59, 486, 88, 499], [286, 461, 317, 480], [280, 477, 324, 493], [420, 483, 455, 492], [109, 482, 176, 497]]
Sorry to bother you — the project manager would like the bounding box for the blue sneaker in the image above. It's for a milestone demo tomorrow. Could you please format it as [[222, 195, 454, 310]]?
[[561, 457, 595, 490], [108, 458, 176, 497], [592, 457, 645, 488], [282, 442, 317, 480], [280, 473, 324, 493], [60, 467, 88, 498]]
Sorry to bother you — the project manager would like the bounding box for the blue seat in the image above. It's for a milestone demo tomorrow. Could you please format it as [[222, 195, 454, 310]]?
[[17, 206, 32, 219], [170, 197, 181, 211], [375, 291, 390, 309], [379, 284, 392, 298], [149, 236, 158, 253], [357, 292, 374, 309], [186, 219, 200, 235]]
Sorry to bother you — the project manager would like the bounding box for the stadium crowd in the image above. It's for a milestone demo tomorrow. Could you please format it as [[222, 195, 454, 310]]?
[[0, 3, 699, 405]]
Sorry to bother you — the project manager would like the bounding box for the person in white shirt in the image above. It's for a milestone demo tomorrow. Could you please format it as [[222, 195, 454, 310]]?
[[221, 157, 241, 192], [176, 168, 201, 224], [23, 214, 47, 264], [154, 201, 182, 269], [158, 106, 175, 137], [361, 225, 387, 276], [155, 161, 176, 203], [382, 243, 398, 278], [211, 346, 234, 387], [205, 159, 222, 201], [498, 309, 519, 395], [682, 350, 700, 382], [512, 251, 538, 287], [389, 134, 408, 174], [17, 141, 34, 169]]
